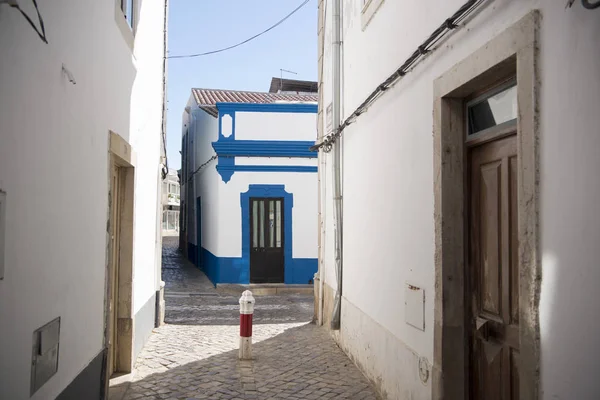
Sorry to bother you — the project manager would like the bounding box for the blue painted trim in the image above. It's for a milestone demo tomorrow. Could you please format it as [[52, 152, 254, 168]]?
[[200, 247, 316, 285], [218, 111, 235, 141], [201, 248, 245, 285], [217, 163, 317, 183], [241, 185, 294, 283], [212, 140, 317, 158], [234, 165, 317, 173], [217, 102, 317, 114], [216, 156, 235, 183]]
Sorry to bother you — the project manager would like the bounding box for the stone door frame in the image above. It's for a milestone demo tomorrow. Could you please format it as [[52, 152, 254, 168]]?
[[432, 11, 541, 399]]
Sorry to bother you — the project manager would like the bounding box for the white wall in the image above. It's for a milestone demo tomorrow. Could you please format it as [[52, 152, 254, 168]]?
[[182, 99, 318, 285], [0, 1, 164, 397], [320, 0, 600, 399], [188, 106, 220, 251], [0, 1, 134, 399], [235, 111, 317, 141], [215, 171, 318, 259], [129, 0, 166, 320]]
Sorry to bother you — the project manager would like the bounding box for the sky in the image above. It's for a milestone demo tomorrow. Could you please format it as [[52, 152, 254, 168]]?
[[165, 0, 318, 170]]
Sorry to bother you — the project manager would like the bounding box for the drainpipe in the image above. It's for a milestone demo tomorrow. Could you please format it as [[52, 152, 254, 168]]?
[[317, 0, 326, 326], [330, 0, 343, 330]]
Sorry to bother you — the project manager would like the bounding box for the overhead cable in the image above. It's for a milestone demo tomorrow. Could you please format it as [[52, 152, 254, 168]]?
[[9, 0, 48, 44], [169, 0, 311, 59], [186, 155, 218, 184], [311, 0, 488, 153]]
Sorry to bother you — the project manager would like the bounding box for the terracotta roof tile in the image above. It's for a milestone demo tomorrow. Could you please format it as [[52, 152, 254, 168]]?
[[192, 88, 317, 117]]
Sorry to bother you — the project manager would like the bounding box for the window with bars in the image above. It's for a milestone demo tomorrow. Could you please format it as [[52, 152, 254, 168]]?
[[251, 199, 283, 249]]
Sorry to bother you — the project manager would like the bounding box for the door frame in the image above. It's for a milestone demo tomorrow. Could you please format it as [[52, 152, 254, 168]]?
[[241, 185, 293, 284], [104, 131, 136, 389], [432, 11, 540, 399], [249, 197, 286, 283]]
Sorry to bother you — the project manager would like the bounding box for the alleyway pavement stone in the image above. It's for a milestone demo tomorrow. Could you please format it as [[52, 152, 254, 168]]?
[[111, 237, 379, 400]]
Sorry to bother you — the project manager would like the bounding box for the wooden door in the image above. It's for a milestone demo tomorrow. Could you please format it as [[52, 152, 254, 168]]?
[[108, 165, 121, 376], [250, 198, 284, 283], [468, 134, 519, 399]]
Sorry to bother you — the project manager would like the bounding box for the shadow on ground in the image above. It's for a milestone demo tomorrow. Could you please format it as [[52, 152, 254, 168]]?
[[112, 323, 379, 400]]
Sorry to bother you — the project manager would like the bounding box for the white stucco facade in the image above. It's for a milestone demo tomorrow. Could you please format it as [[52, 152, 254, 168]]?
[[0, 1, 166, 398], [317, 1, 600, 399], [181, 96, 319, 285]]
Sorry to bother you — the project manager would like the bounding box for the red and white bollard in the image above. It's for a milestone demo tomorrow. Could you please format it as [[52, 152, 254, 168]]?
[[239, 290, 255, 360]]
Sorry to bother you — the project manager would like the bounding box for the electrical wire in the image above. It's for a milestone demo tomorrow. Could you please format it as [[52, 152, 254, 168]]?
[[311, 0, 488, 153], [168, 0, 311, 59], [10, 0, 48, 44], [186, 155, 218, 184]]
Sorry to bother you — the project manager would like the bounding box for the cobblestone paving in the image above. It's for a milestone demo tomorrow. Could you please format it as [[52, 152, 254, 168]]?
[[111, 237, 379, 400]]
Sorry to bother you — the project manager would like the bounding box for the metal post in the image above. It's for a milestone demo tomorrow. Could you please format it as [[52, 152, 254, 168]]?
[[239, 290, 255, 360]]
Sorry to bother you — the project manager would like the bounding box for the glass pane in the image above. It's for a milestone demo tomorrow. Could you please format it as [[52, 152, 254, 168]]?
[[168, 212, 176, 230], [252, 201, 258, 248], [163, 211, 167, 229], [174, 212, 179, 231], [468, 84, 517, 135], [259, 201, 265, 248], [269, 201, 275, 248], [276, 200, 282, 248]]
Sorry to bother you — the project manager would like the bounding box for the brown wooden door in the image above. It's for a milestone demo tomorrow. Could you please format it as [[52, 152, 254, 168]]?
[[468, 134, 519, 399]]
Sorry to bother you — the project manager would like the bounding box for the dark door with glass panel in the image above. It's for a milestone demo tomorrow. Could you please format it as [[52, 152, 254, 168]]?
[[250, 198, 284, 283]]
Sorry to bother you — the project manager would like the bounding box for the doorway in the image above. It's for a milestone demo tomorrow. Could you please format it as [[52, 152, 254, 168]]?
[[249, 198, 284, 283], [108, 164, 122, 377], [105, 131, 136, 385], [432, 12, 540, 400], [466, 81, 519, 397]]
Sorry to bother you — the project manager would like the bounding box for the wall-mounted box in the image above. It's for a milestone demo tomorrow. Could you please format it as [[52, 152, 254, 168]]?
[[31, 317, 61, 395]]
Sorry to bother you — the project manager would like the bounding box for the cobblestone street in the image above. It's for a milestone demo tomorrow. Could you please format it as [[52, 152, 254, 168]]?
[[110, 237, 379, 400]]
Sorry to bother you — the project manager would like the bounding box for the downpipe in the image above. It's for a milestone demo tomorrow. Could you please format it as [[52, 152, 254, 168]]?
[[330, 0, 343, 330]]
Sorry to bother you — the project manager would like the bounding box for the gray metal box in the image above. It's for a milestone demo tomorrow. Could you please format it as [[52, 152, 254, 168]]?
[[31, 317, 61, 395]]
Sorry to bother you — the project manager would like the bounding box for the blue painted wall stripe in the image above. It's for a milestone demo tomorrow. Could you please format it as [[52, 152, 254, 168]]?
[[212, 140, 317, 158]]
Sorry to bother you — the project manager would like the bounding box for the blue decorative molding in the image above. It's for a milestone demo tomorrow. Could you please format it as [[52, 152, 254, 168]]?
[[216, 162, 317, 183], [235, 165, 317, 173], [212, 140, 317, 158], [189, 185, 317, 285], [213, 101, 318, 182], [217, 102, 318, 114]]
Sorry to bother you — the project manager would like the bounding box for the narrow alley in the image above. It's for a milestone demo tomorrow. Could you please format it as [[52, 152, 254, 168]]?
[[110, 237, 379, 400]]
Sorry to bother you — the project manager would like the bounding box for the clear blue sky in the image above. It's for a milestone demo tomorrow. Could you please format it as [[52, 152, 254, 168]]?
[[166, 0, 318, 169]]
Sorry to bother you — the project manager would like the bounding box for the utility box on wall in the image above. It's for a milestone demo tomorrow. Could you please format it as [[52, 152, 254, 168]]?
[[31, 317, 61, 395]]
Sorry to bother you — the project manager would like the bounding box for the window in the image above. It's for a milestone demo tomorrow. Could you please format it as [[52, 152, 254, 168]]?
[[466, 80, 517, 137], [163, 210, 180, 231], [362, 0, 384, 29], [121, 0, 135, 29], [168, 183, 179, 195]]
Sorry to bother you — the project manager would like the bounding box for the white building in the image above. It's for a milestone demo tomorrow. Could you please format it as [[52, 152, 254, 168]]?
[[163, 168, 180, 235], [315, 1, 600, 399], [0, 1, 167, 399], [180, 87, 319, 285]]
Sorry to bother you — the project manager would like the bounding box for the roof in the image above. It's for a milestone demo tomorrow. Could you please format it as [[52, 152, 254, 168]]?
[[191, 88, 318, 117], [268, 77, 318, 94]]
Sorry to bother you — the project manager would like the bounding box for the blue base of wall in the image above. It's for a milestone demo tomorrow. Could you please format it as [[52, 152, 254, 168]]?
[[196, 247, 317, 285]]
